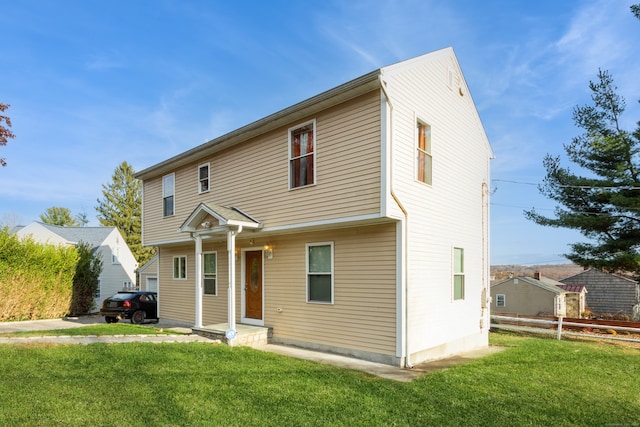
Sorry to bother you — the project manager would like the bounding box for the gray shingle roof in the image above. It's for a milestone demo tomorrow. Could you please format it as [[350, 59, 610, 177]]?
[[38, 222, 115, 248]]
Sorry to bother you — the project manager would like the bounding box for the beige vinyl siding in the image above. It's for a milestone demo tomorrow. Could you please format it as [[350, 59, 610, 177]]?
[[381, 49, 491, 352], [261, 223, 397, 355], [141, 91, 382, 246], [158, 247, 194, 323], [156, 222, 397, 356]]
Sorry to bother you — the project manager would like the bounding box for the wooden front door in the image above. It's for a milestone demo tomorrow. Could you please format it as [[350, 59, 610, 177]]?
[[244, 251, 263, 320]]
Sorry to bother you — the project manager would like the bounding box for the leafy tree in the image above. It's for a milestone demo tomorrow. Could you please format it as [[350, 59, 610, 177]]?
[[0, 103, 15, 167], [40, 206, 80, 226], [632, 3, 640, 20], [69, 241, 103, 315], [96, 161, 154, 265], [525, 69, 640, 276]]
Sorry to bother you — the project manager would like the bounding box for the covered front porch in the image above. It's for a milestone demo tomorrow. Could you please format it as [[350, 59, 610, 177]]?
[[179, 202, 264, 338]]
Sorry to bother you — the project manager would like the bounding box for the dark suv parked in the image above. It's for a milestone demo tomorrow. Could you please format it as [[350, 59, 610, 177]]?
[[99, 291, 159, 324]]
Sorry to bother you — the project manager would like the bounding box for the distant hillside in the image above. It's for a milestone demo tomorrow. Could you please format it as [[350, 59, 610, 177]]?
[[491, 264, 584, 282]]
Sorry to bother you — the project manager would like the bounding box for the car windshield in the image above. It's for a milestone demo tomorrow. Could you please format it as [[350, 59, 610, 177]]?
[[108, 293, 138, 301]]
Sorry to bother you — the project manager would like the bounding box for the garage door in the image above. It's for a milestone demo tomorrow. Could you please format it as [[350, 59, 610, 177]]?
[[147, 277, 158, 293]]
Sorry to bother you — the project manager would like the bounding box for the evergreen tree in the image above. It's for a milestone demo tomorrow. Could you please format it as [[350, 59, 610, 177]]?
[[95, 161, 154, 265], [525, 69, 640, 276], [40, 206, 80, 226]]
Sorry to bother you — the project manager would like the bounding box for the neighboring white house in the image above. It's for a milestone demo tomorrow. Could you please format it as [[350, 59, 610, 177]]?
[[135, 47, 493, 367], [16, 222, 138, 309]]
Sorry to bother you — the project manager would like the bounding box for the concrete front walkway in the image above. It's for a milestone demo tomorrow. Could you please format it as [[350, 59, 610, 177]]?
[[0, 316, 505, 382]]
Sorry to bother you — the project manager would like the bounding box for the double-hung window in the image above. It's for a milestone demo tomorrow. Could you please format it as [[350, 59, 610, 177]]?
[[453, 247, 464, 300], [198, 163, 210, 193], [173, 256, 187, 280], [203, 252, 217, 295], [496, 294, 506, 307], [163, 173, 175, 217], [307, 242, 333, 303], [289, 120, 315, 189], [417, 121, 432, 185]]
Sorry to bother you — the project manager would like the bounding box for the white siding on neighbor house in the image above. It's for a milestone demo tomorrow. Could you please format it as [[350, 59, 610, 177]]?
[[381, 48, 491, 357], [94, 229, 138, 307]]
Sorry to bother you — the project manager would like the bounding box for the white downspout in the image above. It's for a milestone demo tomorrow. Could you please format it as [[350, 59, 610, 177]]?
[[379, 74, 413, 368], [194, 234, 203, 328]]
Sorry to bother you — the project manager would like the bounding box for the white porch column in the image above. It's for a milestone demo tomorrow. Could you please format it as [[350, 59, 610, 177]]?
[[194, 234, 203, 328], [227, 229, 238, 331]]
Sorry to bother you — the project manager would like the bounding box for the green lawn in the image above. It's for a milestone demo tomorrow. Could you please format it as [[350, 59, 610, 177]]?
[[0, 332, 638, 426]]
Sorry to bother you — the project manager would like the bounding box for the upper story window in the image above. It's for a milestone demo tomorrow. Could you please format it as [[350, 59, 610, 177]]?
[[111, 247, 119, 264], [198, 163, 210, 193], [496, 294, 505, 307], [417, 121, 432, 185], [289, 120, 316, 189], [453, 247, 465, 300], [163, 173, 175, 217]]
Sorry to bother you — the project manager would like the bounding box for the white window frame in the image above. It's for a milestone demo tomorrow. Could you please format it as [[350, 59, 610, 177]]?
[[496, 294, 506, 307], [288, 119, 316, 190], [306, 241, 334, 304], [416, 119, 432, 185], [111, 247, 119, 264], [453, 247, 465, 301], [173, 255, 187, 280], [198, 163, 210, 194], [203, 251, 217, 296], [163, 173, 175, 217]]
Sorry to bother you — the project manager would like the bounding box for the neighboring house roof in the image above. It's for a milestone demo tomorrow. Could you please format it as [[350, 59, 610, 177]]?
[[557, 284, 587, 293], [36, 222, 115, 250], [561, 268, 638, 285], [491, 276, 567, 294]]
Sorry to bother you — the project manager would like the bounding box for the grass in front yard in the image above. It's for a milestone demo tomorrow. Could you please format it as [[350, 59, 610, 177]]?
[[0, 323, 179, 337], [0, 332, 638, 426]]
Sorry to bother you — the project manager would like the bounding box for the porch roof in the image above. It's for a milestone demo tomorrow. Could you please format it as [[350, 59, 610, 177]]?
[[178, 202, 261, 234]]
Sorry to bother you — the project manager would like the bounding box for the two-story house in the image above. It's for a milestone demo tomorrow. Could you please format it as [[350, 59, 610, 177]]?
[[135, 47, 493, 367]]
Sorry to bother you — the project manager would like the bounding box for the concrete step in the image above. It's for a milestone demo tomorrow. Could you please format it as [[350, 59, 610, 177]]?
[[192, 323, 272, 347]]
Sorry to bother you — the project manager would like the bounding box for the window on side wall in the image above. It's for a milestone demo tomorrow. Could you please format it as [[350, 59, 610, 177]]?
[[496, 294, 505, 307], [163, 173, 175, 217], [289, 120, 316, 189], [203, 252, 217, 295], [453, 247, 464, 300], [173, 256, 187, 280], [417, 121, 432, 185], [198, 163, 210, 193], [307, 242, 333, 303]]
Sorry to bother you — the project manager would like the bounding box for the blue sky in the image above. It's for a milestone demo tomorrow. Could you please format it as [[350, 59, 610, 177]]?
[[1, 0, 639, 265]]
